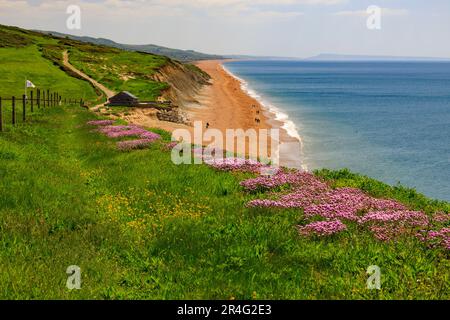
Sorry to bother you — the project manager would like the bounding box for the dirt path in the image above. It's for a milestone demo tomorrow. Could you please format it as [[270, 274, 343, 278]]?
[[62, 51, 116, 105]]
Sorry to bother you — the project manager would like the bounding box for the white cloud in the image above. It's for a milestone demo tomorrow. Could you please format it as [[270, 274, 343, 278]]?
[[0, 0, 330, 21], [0, 0, 28, 9], [110, 0, 347, 7], [333, 8, 409, 17], [0, 0, 347, 10], [0, 0, 347, 22]]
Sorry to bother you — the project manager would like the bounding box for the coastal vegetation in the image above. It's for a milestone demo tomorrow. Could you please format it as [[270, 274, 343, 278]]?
[[39, 30, 225, 62], [0, 24, 208, 103], [0, 44, 97, 100], [64, 39, 170, 101]]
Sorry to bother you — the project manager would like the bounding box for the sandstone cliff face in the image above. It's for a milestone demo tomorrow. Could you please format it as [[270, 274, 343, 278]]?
[[152, 59, 210, 108]]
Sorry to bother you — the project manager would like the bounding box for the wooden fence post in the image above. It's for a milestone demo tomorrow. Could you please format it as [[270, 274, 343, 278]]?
[[47, 90, 50, 107], [22, 95, 26, 122], [0, 97, 2, 132], [12, 96, 16, 126], [43, 91, 46, 108], [31, 91, 34, 113]]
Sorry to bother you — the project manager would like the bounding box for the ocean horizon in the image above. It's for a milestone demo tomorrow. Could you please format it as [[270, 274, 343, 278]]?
[[224, 60, 450, 202]]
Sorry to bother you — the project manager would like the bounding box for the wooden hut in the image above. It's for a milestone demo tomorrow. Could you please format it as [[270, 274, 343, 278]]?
[[107, 91, 139, 107]]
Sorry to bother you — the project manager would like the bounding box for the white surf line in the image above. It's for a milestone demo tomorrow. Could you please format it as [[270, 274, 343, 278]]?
[[221, 63, 308, 171]]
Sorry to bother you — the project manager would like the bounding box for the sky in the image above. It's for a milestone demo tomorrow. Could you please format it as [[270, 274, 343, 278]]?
[[1, 0, 450, 58]]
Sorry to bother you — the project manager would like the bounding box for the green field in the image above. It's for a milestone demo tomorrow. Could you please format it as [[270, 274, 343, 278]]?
[[65, 39, 171, 101], [0, 45, 97, 100], [0, 24, 175, 104], [0, 105, 448, 299]]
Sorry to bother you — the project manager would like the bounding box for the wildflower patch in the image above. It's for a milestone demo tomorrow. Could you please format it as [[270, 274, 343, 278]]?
[[88, 121, 161, 151]]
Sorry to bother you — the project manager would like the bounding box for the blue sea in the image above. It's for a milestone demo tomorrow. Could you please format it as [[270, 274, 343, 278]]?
[[224, 60, 450, 202]]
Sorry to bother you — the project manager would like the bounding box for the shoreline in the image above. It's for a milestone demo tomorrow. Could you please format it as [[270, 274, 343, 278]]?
[[117, 59, 306, 169], [189, 60, 305, 169]]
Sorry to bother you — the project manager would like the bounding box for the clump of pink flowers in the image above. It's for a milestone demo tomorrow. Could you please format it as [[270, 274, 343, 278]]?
[[204, 157, 271, 174], [431, 211, 450, 223], [241, 171, 317, 192], [87, 120, 115, 126], [117, 139, 154, 151], [240, 165, 449, 249], [358, 210, 429, 241], [87, 121, 161, 151], [297, 220, 347, 237], [302, 188, 407, 222], [165, 141, 179, 150], [97, 125, 160, 140], [417, 227, 450, 250]]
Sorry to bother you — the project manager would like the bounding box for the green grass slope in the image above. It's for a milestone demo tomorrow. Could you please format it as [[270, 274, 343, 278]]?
[[0, 106, 448, 299], [0, 23, 448, 301], [0, 25, 97, 100], [62, 39, 170, 101], [0, 24, 204, 104], [0, 45, 97, 100]]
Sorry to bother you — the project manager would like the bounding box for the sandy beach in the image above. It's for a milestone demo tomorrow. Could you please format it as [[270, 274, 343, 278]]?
[[189, 60, 272, 132], [188, 60, 303, 168], [118, 59, 303, 168]]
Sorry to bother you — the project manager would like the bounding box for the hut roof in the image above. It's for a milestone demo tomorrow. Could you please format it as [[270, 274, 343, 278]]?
[[111, 91, 138, 100]]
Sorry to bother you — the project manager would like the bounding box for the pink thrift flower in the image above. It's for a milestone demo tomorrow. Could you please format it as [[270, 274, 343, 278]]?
[[297, 220, 347, 237]]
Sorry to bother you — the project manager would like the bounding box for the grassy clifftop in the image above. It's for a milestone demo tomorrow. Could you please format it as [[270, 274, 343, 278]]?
[[37, 29, 225, 62], [0, 24, 210, 104], [0, 104, 448, 299], [60, 38, 171, 101], [0, 26, 97, 100]]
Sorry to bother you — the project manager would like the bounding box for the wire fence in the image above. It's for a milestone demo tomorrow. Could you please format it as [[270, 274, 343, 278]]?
[[0, 89, 85, 132]]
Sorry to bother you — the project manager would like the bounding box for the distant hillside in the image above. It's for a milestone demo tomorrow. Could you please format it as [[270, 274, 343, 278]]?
[[306, 53, 450, 61], [225, 54, 299, 61], [36, 30, 224, 62], [0, 24, 210, 107]]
